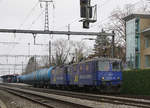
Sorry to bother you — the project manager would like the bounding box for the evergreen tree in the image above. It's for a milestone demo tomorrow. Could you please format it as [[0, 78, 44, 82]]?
[[93, 29, 111, 57]]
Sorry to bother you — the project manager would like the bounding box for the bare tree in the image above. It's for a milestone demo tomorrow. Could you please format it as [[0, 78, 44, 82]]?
[[71, 41, 89, 63], [95, 2, 150, 61], [26, 39, 91, 68], [39, 56, 49, 68], [52, 39, 71, 65], [104, 2, 150, 46], [52, 39, 90, 65]]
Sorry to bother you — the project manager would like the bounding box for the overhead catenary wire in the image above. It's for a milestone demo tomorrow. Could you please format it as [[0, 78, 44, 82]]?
[[28, 10, 45, 30], [19, 1, 40, 29], [54, 17, 81, 30], [7, 1, 41, 55], [7, 3, 47, 56]]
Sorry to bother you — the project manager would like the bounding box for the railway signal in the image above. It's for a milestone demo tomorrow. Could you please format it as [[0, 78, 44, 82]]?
[[80, 0, 97, 29]]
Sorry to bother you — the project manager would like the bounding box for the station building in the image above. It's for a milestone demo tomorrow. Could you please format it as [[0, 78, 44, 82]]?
[[124, 14, 150, 69]]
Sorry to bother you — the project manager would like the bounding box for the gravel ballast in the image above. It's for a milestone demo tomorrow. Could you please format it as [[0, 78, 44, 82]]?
[[0, 90, 47, 108]]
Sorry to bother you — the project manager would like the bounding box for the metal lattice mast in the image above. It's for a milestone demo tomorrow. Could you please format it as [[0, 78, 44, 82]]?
[[45, 1, 49, 31], [39, 0, 53, 31]]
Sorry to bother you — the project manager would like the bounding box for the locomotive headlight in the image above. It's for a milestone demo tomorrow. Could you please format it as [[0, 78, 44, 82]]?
[[102, 77, 105, 80]]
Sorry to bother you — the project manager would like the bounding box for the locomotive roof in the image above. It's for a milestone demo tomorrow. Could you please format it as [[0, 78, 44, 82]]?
[[70, 57, 121, 65]]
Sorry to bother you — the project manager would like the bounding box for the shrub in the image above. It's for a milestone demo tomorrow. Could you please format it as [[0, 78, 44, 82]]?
[[121, 69, 150, 95]]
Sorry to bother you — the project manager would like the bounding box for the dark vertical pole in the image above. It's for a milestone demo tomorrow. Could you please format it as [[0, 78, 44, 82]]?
[[112, 31, 115, 58], [49, 41, 51, 65], [14, 65, 15, 75], [14, 56, 16, 74], [75, 48, 77, 62], [33, 34, 36, 45], [22, 61, 23, 74], [68, 24, 70, 40], [28, 43, 30, 57], [35, 55, 36, 71]]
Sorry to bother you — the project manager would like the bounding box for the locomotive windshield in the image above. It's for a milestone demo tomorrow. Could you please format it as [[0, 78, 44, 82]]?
[[112, 61, 121, 71], [97, 60, 121, 71], [98, 61, 109, 71]]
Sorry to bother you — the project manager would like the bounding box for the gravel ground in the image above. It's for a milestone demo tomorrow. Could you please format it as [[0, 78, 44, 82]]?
[[0, 99, 7, 108], [0, 90, 48, 108], [0, 88, 139, 108]]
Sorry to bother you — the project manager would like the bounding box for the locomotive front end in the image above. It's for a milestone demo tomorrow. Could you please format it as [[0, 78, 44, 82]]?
[[97, 58, 122, 92]]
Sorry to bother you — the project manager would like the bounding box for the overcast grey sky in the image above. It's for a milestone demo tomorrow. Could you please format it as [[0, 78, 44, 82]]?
[[0, 0, 147, 75]]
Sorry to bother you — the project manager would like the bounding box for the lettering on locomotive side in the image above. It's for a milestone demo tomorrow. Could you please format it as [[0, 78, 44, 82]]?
[[74, 75, 78, 82], [79, 74, 92, 79], [53, 77, 56, 82], [105, 77, 113, 80], [108, 73, 113, 76], [56, 77, 64, 80]]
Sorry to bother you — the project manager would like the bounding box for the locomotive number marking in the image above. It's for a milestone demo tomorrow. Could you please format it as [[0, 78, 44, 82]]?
[[74, 75, 78, 82], [53, 77, 56, 82]]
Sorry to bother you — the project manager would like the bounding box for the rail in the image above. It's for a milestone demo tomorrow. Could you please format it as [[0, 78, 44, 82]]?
[[1, 83, 150, 108]]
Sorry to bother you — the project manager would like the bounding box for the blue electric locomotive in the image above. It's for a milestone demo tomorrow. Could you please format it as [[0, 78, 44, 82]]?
[[51, 66, 69, 87], [67, 58, 122, 92]]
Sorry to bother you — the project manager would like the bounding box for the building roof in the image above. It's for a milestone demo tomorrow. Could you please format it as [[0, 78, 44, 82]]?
[[123, 14, 150, 21]]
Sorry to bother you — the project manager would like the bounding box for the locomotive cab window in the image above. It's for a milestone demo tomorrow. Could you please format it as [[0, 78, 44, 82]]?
[[112, 61, 120, 71], [98, 61, 109, 71]]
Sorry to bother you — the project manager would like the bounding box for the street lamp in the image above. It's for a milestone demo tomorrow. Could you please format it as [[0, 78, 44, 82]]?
[[80, 38, 96, 43], [82, 38, 96, 40]]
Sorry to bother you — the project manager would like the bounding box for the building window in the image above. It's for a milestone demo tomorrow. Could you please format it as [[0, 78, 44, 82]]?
[[145, 37, 150, 48], [145, 55, 150, 67], [126, 18, 136, 68]]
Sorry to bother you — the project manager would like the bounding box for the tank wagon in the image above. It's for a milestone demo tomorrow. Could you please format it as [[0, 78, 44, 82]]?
[[20, 67, 53, 88], [19, 58, 122, 93]]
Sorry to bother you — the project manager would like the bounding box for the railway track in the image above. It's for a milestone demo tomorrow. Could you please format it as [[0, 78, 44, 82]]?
[[1, 83, 150, 108], [0, 84, 95, 108]]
